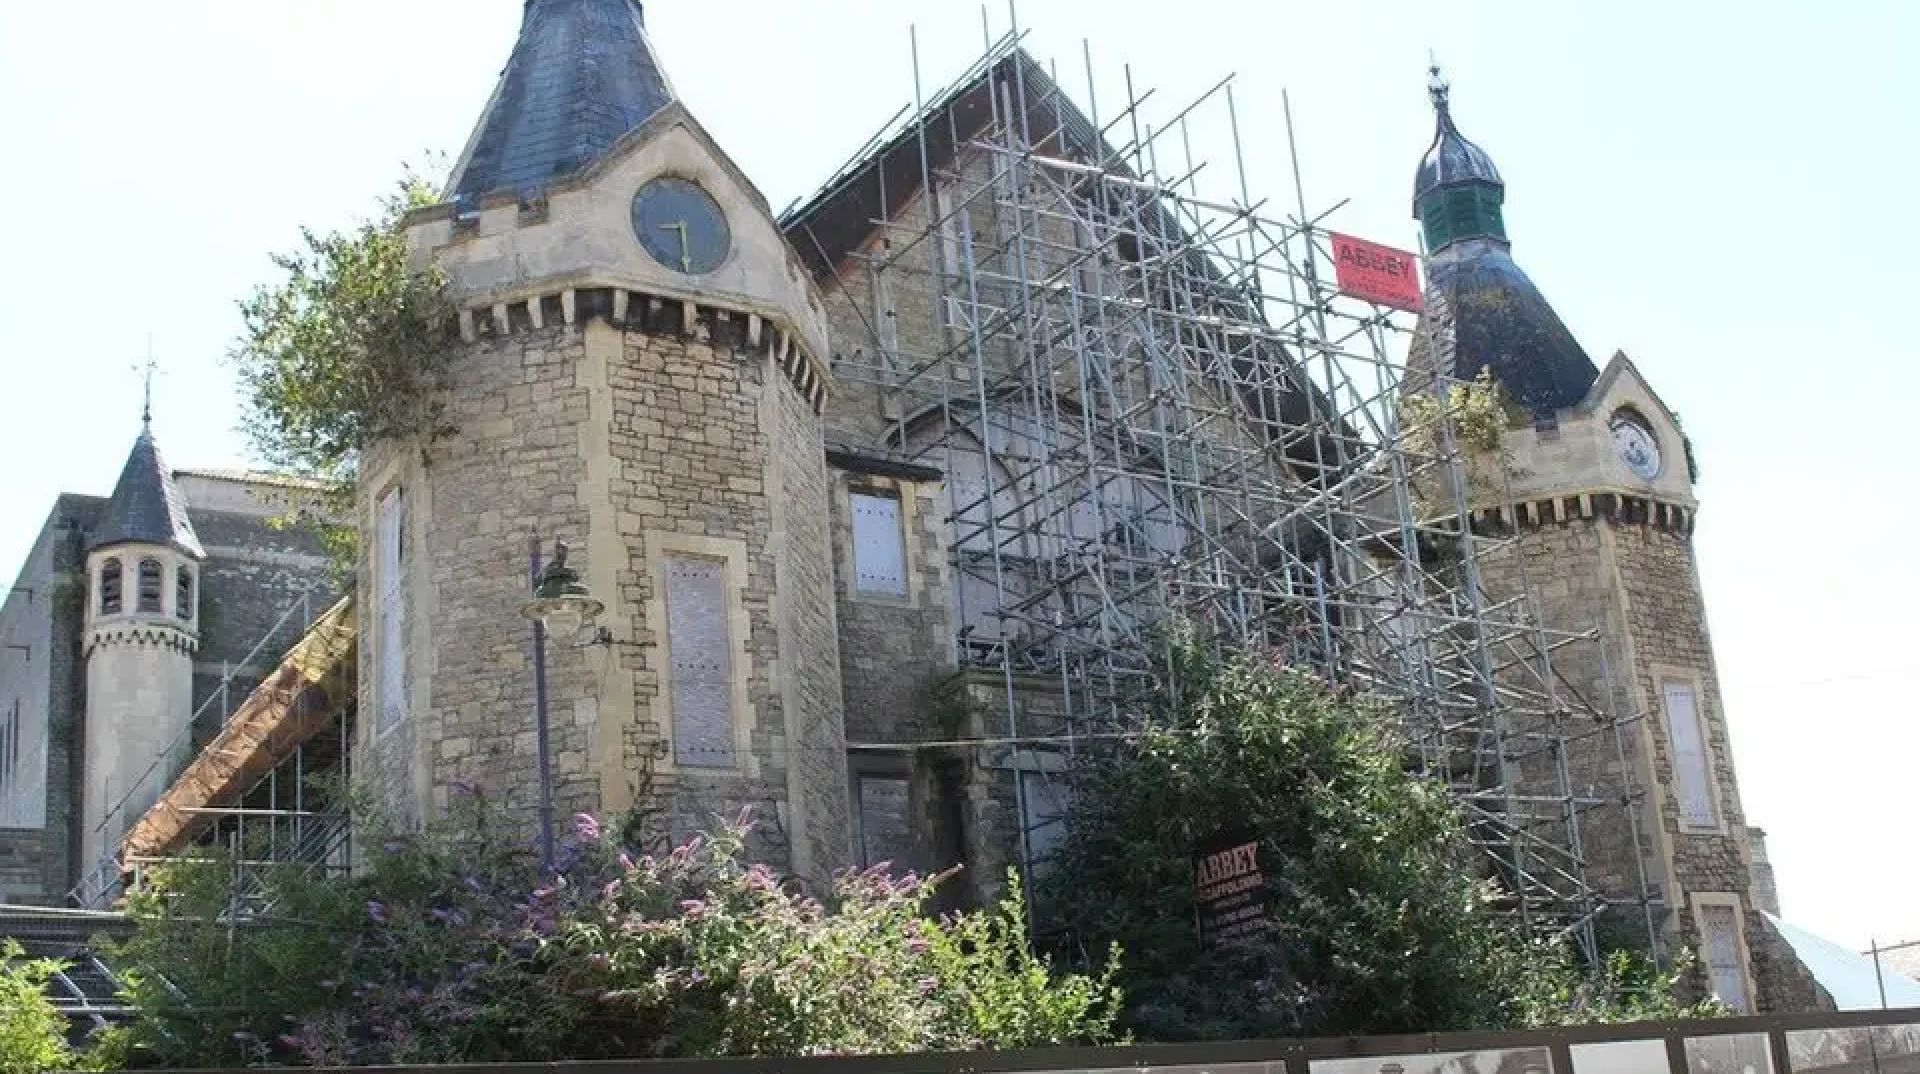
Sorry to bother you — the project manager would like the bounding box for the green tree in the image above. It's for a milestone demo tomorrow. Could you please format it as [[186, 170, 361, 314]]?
[[229, 166, 456, 577], [0, 940, 74, 1073], [1038, 625, 1703, 1040], [109, 788, 1121, 1067]]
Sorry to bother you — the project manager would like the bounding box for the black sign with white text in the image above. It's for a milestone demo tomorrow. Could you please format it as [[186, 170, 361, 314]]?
[[1193, 826, 1268, 950]]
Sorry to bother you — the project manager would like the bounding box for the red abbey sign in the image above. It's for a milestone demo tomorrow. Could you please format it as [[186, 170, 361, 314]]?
[[1329, 232, 1424, 312]]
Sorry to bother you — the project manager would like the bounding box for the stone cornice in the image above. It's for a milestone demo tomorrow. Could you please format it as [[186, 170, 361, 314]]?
[[86, 619, 199, 659], [451, 284, 829, 415], [1468, 488, 1696, 537]]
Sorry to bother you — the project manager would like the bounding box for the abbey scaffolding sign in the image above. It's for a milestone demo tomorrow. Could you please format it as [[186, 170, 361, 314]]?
[[1329, 232, 1424, 312], [1194, 827, 1268, 950]]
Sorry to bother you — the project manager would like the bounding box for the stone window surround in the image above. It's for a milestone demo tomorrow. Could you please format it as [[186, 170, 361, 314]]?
[[847, 748, 913, 870], [1650, 662, 1728, 837], [643, 531, 755, 778], [993, 747, 1072, 874], [369, 477, 408, 742], [841, 475, 921, 607], [1691, 891, 1757, 1014]]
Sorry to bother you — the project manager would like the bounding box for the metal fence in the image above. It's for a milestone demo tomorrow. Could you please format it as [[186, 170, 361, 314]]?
[[144, 1006, 1920, 1074]]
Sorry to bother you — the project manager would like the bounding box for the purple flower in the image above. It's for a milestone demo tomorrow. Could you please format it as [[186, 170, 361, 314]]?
[[574, 813, 602, 840], [618, 851, 635, 871], [679, 899, 708, 918], [918, 976, 939, 996], [906, 936, 930, 954], [366, 900, 389, 925], [601, 880, 620, 901]]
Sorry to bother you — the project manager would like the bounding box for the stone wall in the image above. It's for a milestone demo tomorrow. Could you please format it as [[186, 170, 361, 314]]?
[[361, 305, 850, 885], [0, 829, 47, 904], [1475, 507, 1805, 1009], [0, 497, 95, 900]]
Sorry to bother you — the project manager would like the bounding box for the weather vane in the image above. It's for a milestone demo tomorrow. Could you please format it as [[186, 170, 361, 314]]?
[[1427, 51, 1450, 108], [133, 336, 160, 427]]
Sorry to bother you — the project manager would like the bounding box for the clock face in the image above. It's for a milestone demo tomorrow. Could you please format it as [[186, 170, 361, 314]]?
[[1610, 411, 1662, 481], [631, 177, 731, 275]]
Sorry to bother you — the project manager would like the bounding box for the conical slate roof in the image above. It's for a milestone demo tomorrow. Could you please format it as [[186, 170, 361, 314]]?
[[91, 425, 203, 558], [1421, 241, 1600, 418], [447, 0, 677, 205]]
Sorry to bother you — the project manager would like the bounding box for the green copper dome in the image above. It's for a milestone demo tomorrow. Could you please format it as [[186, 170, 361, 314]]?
[[1413, 68, 1506, 254]]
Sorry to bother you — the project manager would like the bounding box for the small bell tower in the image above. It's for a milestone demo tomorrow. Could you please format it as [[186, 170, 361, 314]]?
[[79, 403, 203, 879]]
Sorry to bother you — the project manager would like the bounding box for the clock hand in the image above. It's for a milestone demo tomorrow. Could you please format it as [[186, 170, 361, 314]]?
[[660, 220, 691, 273]]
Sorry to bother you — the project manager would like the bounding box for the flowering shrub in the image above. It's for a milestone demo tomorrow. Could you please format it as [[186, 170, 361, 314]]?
[[112, 790, 1121, 1067]]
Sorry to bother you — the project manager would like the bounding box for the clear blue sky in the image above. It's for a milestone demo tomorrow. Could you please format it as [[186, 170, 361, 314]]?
[[2, 1, 1914, 949]]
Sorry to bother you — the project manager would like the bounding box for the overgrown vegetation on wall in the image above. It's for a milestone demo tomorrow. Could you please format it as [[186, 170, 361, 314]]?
[[230, 168, 457, 578], [1036, 623, 1720, 1041], [96, 791, 1120, 1068]]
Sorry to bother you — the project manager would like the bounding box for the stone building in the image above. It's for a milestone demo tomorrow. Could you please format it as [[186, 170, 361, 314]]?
[[1401, 70, 1824, 1012], [0, 415, 335, 905], [0, 0, 1829, 1020]]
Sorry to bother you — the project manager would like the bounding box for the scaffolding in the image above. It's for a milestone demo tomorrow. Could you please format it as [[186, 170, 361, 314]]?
[[785, 21, 1659, 959]]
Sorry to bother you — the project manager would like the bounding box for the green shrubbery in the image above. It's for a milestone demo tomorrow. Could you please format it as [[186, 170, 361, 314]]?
[[106, 790, 1121, 1068], [1037, 625, 1715, 1040], [0, 940, 75, 1073]]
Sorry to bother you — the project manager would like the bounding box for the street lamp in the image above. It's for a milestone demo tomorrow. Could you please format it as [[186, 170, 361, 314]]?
[[520, 537, 606, 871]]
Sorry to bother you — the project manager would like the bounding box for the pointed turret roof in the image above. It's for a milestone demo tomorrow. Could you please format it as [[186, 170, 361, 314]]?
[[446, 0, 677, 205], [90, 422, 203, 558], [1409, 69, 1598, 419]]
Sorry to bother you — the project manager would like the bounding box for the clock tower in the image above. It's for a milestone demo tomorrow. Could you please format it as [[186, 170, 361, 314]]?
[[1404, 69, 1811, 1011], [357, 0, 850, 882]]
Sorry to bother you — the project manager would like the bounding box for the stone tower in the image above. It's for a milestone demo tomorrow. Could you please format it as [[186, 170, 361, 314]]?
[[357, 0, 849, 881], [1405, 70, 1787, 1010], [80, 417, 203, 877]]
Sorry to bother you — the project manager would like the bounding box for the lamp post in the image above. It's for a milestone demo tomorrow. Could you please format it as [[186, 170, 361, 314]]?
[[520, 537, 605, 871]]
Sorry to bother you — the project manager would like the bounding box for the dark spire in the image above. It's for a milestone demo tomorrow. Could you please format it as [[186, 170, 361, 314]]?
[[447, 0, 677, 205], [1413, 65, 1507, 253], [90, 424, 203, 559], [1410, 66, 1597, 418]]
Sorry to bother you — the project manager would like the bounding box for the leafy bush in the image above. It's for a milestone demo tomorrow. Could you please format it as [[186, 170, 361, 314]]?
[[112, 789, 1121, 1067], [0, 940, 74, 1073], [1037, 626, 1704, 1040], [231, 167, 456, 577]]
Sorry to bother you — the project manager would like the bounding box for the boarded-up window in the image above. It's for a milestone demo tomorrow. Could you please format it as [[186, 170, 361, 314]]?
[[1701, 904, 1750, 1013], [666, 556, 732, 768], [851, 492, 907, 596], [376, 488, 406, 732], [856, 774, 912, 870], [1663, 682, 1718, 830], [175, 567, 194, 621], [1018, 768, 1072, 875], [99, 559, 122, 616], [137, 559, 163, 613]]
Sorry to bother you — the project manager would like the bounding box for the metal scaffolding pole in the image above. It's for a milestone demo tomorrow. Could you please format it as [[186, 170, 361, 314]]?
[[788, 12, 1658, 958]]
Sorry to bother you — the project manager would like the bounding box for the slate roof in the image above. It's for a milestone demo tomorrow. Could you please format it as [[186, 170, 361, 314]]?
[[1420, 239, 1600, 418], [778, 46, 1354, 485], [447, 0, 676, 205], [90, 426, 204, 558]]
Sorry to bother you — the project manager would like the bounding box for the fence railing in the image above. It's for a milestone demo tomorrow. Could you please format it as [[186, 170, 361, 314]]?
[[144, 1005, 1920, 1074]]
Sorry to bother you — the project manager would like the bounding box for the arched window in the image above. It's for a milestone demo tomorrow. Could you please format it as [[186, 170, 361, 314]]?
[[175, 567, 195, 621], [99, 559, 122, 615], [137, 559, 163, 614]]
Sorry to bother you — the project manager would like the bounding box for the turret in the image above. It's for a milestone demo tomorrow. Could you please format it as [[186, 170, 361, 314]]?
[[80, 416, 202, 879], [359, 0, 849, 882]]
